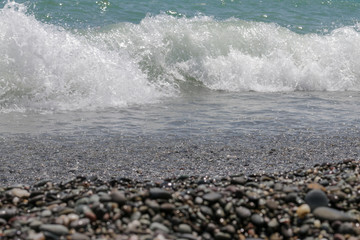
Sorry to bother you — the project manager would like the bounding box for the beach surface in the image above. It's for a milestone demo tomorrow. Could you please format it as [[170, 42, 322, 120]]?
[[1, 131, 359, 185], [0, 158, 359, 239]]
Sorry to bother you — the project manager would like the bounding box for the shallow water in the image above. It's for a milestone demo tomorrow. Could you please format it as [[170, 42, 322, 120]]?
[[1, 91, 359, 138], [1, 1, 360, 184]]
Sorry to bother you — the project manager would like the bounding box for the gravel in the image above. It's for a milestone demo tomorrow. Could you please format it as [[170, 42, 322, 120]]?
[[0, 159, 359, 239]]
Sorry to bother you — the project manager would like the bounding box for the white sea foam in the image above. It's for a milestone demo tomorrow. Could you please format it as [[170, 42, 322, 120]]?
[[102, 15, 360, 93], [0, 2, 170, 112], [1, 2, 360, 112]]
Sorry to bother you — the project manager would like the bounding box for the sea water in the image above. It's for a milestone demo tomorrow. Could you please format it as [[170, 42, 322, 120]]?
[[1, 0, 360, 183], [0, 0, 359, 138]]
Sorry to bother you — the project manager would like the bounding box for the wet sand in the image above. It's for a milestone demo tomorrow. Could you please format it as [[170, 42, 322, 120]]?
[[1, 131, 359, 185]]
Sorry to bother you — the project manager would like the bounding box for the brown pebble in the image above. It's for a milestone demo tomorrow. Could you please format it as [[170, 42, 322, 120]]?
[[307, 183, 326, 192]]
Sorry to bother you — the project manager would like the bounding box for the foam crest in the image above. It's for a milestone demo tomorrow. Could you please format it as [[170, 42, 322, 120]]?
[[0, 2, 168, 112], [101, 15, 360, 92]]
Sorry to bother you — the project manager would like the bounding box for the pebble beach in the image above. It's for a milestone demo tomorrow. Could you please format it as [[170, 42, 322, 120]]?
[[1, 0, 360, 239], [1, 159, 359, 240]]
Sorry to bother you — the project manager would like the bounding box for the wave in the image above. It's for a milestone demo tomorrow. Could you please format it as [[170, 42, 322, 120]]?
[[0, 2, 171, 112], [1, 2, 360, 112]]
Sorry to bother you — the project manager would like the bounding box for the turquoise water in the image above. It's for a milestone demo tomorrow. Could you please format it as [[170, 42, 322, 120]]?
[[0, 0, 359, 136], [5, 0, 360, 33]]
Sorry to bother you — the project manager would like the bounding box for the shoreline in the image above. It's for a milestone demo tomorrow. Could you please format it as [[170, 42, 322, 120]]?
[[1, 159, 359, 239], [1, 132, 360, 185]]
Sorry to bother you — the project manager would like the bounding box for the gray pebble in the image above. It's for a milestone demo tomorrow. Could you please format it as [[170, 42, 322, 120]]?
[[339, 222, 356, 235], [236, 206, 251, 219], [200, 206, 214, 217], [0, 208, 17, 220], [231, 176, 247, 185], [313, 207, 355, 222], [251, 214, 264, 226], [70, 218, 90, 229], [150, 222, 170, 233], [39, 224, 69, 235], [203, 192, 222, 202], [268, 218, 279, 229], [305, 189, 329, 210], [178, 223, 192, 233], [110, 190, 127, 205], [68, 233, 90, 240]]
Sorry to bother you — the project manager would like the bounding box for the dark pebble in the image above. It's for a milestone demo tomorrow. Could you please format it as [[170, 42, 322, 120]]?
[[305, 189, 329, 210], [149, 188, 172, 199]]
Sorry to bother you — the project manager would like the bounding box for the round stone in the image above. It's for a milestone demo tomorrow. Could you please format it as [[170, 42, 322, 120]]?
[[305, 189, 329, 210]]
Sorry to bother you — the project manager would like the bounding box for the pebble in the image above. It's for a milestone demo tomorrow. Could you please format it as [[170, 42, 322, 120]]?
[[0, 208, 17, 220], [251, 214, 264, 226], [338, 222, 356, 235], [236, 206, 251, 219], [203, 192, 222, 202], [39, 224, 69, 235], [313, 207, 355, 221], [178, 223, 192, 233], [214, 231, 232, 240], [268, 218, 279, 230], [305, 189, 329, 210], [200, 206, 214, 217], [150, 222, 170, 233], [297, 204, 311, 218], [10, 188, 30, 198], [231, 176, 247, 185], [149, 188, 172, 199], [68, 232, 91, 240], [110, 190, 127, 206], [266, 200, 279, 210], [281, 224, 293, 238]]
